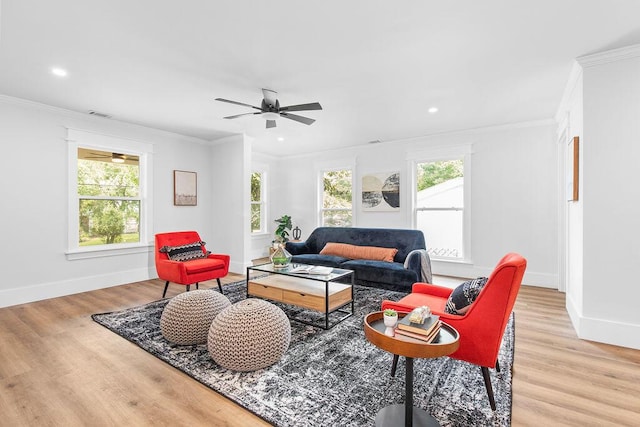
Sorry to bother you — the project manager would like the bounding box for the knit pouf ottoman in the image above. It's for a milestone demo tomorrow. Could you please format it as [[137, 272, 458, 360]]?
[[208, 299, 291, 371], [160, 290, 231, 345]]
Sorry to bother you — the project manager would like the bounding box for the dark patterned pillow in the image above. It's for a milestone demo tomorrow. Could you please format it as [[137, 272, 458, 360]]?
[[444, 277, 489, 315], [160, 241, 210, 262]]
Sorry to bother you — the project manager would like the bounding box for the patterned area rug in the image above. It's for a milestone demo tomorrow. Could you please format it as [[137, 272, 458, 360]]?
[[92, 280, 514, 426]]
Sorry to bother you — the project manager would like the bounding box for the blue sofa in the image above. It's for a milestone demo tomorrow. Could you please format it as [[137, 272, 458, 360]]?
[[285, 227, 428, 292]]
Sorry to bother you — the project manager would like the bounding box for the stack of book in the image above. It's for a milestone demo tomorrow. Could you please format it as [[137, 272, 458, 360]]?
[[395, 313, 441, 343]]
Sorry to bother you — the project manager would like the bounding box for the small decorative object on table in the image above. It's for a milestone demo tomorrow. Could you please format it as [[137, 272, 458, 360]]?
[[408, 305, 431, 324], [383, 308, 398, 336], [270, 245, 292, 268]]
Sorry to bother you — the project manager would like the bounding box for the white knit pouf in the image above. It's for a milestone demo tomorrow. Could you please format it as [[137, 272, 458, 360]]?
[[208, 299, 291, 371], [160, 290, 231, 345]]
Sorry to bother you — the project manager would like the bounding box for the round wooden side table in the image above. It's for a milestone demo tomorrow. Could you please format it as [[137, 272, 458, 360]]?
[[364, 311, 460, 427]]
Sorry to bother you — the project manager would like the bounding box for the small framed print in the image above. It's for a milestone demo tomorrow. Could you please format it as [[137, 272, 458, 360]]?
[[174, 170, 197, 206]]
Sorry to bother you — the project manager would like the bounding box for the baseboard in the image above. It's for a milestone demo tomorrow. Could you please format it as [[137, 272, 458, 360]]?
[[0, 267, 155, 308], [566, 294, 639, 350]]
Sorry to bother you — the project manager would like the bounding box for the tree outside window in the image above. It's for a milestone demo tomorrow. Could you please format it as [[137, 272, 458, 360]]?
[[77, 148, 140, 246], [321, 169, 352, 226], [251, 171, 266, 233], [416, 159, 464, 259]]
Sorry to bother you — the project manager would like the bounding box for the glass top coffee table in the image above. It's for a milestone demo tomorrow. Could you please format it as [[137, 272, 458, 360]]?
[[246, 263, 355, 329]]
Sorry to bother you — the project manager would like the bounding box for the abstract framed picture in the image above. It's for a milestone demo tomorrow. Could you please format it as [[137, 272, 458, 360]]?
[[362, 171, 400, 211], [174, 170, 197, 206]]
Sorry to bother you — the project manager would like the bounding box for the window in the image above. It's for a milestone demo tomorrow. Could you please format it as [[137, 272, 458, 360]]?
[[77, 148, 141, 246], [67, 128, 152, 258], [415, 158, 465, 259], [321, 169, 352, 226], [251, 171, 266, 233]]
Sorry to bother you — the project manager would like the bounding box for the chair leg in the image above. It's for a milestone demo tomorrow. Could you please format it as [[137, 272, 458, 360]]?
[[481, 366, 497, 411], [186, 285, 190, 292], [196, 283, 199, 290], [495, 360, 500, 373], [162, 281, 170, 298], [217, 278, 223, 294], [390, 354, 399, 377]]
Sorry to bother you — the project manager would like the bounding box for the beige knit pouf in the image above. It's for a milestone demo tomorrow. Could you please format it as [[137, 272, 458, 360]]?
[[208, 299, 291, 371], [160, 290, 231, 345]]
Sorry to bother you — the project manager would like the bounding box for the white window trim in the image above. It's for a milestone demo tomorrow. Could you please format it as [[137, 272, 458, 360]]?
[[66, 128, 154, 260], [251, 168, 269, 236], [408, 144, 472, 263]]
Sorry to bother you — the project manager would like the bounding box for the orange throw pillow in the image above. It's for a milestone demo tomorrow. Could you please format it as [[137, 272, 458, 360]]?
[[319, 242, 398, 262]]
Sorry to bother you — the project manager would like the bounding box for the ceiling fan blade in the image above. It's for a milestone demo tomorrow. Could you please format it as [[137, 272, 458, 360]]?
[[223, 112, 261, 119], [215, 98, 261, 111], [280, 102, 322, 112], [266, 120, 277, 129], [262, 88, 278, 107], [280, 112, 315, 125]]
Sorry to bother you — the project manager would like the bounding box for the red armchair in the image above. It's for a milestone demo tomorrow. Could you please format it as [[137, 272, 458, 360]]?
[[381, 252, 526, 411], [155, 231, 230, 298]]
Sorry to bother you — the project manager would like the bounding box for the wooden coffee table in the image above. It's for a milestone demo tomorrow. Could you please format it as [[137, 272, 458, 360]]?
[[364, 311, 460, 427], [246, 263, 354, 329]]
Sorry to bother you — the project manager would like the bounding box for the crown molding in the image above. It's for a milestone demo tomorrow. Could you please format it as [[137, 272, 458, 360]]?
[[0, 93, 211, 145], [577, 43, 640, 68], [554, 61, 583, 123]]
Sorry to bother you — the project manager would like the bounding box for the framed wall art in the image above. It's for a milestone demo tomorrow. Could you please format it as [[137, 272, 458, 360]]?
[[174, 170, 197, 206], [362, 171, 400, 211]]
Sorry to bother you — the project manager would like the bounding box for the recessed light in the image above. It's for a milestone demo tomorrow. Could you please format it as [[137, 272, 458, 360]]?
[[428, 107, 439, 114], [277, 137, 284, 142], [51, 67, 68, 77]]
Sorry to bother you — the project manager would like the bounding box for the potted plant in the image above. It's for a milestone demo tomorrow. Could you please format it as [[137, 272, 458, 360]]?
[[274, 215, 293, 244], [383, 309, 398, 336]]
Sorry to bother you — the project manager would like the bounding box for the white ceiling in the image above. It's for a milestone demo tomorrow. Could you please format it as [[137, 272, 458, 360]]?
[[2, 1, 640, 156]]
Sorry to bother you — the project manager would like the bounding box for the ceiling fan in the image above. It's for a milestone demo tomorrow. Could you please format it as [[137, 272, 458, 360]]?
[[84, 151, 136, 163], [215, 88, 322, 128]]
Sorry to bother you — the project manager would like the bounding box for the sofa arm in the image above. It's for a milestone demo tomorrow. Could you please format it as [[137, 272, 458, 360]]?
[[404, 249, 433, 283], [207, 253, 230, 275], [155, 258, 188, 283], [412, 282, 453, 299], [381, 299, 418, 314], [285, 241, 310, 255]]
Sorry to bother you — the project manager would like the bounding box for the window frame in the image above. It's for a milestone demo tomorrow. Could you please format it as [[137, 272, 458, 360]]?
[[409, 145, 472, 263], [250, 169, 268, 235], [66, 128, 153, 260]]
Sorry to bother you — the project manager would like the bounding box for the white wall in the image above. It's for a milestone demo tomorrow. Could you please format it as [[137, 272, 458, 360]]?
[[270, 122, 559, 287], [578, 47, 640, 349], [210, 134, 252, 274], [0, 96, 217, 307]]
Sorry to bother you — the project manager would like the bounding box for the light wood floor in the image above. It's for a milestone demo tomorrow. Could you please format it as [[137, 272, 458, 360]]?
[[0, 275, 638, 426]]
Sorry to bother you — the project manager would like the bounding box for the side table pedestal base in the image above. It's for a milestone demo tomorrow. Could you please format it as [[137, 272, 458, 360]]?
[[375, 404, 440, 427]]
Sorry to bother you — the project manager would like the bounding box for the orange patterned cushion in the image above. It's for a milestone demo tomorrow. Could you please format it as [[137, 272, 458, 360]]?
[[319, 242, 397, 262]]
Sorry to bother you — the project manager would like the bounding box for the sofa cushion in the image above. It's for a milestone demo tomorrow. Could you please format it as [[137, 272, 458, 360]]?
[[301, 227, 425, 263], [444, 277, 489, 315], [160, 241, 209, 262], [290, 254, 349, 268], [339, 259, 418, 289], [319, 242, 398, 262]]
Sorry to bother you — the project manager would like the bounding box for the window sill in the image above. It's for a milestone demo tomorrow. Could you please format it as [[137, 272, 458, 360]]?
[[251, 232, 271, 239], [66, 243, 153, 260]]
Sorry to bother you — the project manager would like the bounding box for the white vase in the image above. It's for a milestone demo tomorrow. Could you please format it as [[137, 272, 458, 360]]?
[[383, 314, 398, 337]]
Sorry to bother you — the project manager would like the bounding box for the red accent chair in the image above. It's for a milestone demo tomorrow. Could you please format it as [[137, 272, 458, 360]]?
[[155, 231, 230, 298], [381, 252, 526, 411]]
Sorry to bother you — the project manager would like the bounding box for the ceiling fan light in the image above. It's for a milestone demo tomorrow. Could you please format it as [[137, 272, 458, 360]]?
[[261, 111, 280, 121]]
